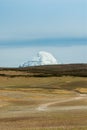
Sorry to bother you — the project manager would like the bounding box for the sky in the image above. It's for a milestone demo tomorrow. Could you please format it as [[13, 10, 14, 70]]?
[[0, 0, 87, 40], [0, 0, 87, 67]]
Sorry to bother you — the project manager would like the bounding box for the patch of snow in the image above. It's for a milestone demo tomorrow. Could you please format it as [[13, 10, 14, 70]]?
[[21, 51, 58, 67]]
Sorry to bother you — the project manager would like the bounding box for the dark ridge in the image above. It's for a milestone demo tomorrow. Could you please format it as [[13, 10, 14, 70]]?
[[0, 64, 87, 77]]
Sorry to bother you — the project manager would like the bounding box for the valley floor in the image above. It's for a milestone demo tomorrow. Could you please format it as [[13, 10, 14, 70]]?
[[0, 76, 87, 130]]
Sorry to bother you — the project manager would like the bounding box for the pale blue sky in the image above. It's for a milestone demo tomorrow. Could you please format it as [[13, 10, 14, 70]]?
[[0, 0, 87, 40], [0, 0, 87, 67]]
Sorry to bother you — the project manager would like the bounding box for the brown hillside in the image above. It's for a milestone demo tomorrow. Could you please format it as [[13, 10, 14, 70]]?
[[0, 64, 87, 77]]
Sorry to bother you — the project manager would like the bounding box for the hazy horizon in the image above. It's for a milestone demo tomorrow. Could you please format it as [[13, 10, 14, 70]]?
[[0, 38, 87, 67]]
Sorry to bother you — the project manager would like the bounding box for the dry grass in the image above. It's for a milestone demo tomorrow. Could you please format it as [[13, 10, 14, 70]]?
[[0, 69, 87, 130]]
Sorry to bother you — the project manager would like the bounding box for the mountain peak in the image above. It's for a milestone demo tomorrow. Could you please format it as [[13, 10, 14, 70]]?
[[21, 51, 58, 67]]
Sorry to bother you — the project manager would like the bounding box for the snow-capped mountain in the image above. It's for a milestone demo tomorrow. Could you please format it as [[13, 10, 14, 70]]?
[[21, 51, 58, 67]]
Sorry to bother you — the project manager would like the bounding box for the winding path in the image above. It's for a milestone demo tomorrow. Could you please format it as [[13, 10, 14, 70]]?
[[37, 94, 87, 111]]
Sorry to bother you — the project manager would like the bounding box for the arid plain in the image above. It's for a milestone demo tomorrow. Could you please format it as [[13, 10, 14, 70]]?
[[0, 64, 87, 130]]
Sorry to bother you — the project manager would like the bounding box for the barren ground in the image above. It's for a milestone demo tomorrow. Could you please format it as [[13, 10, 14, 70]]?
[[0, 68, 87, 130]]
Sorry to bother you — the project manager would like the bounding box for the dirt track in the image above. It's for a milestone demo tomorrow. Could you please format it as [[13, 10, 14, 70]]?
[[37, 94, 87, 111]]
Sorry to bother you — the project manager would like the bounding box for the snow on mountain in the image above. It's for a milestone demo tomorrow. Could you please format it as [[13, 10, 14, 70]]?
[[21, 51, 58, 67]]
